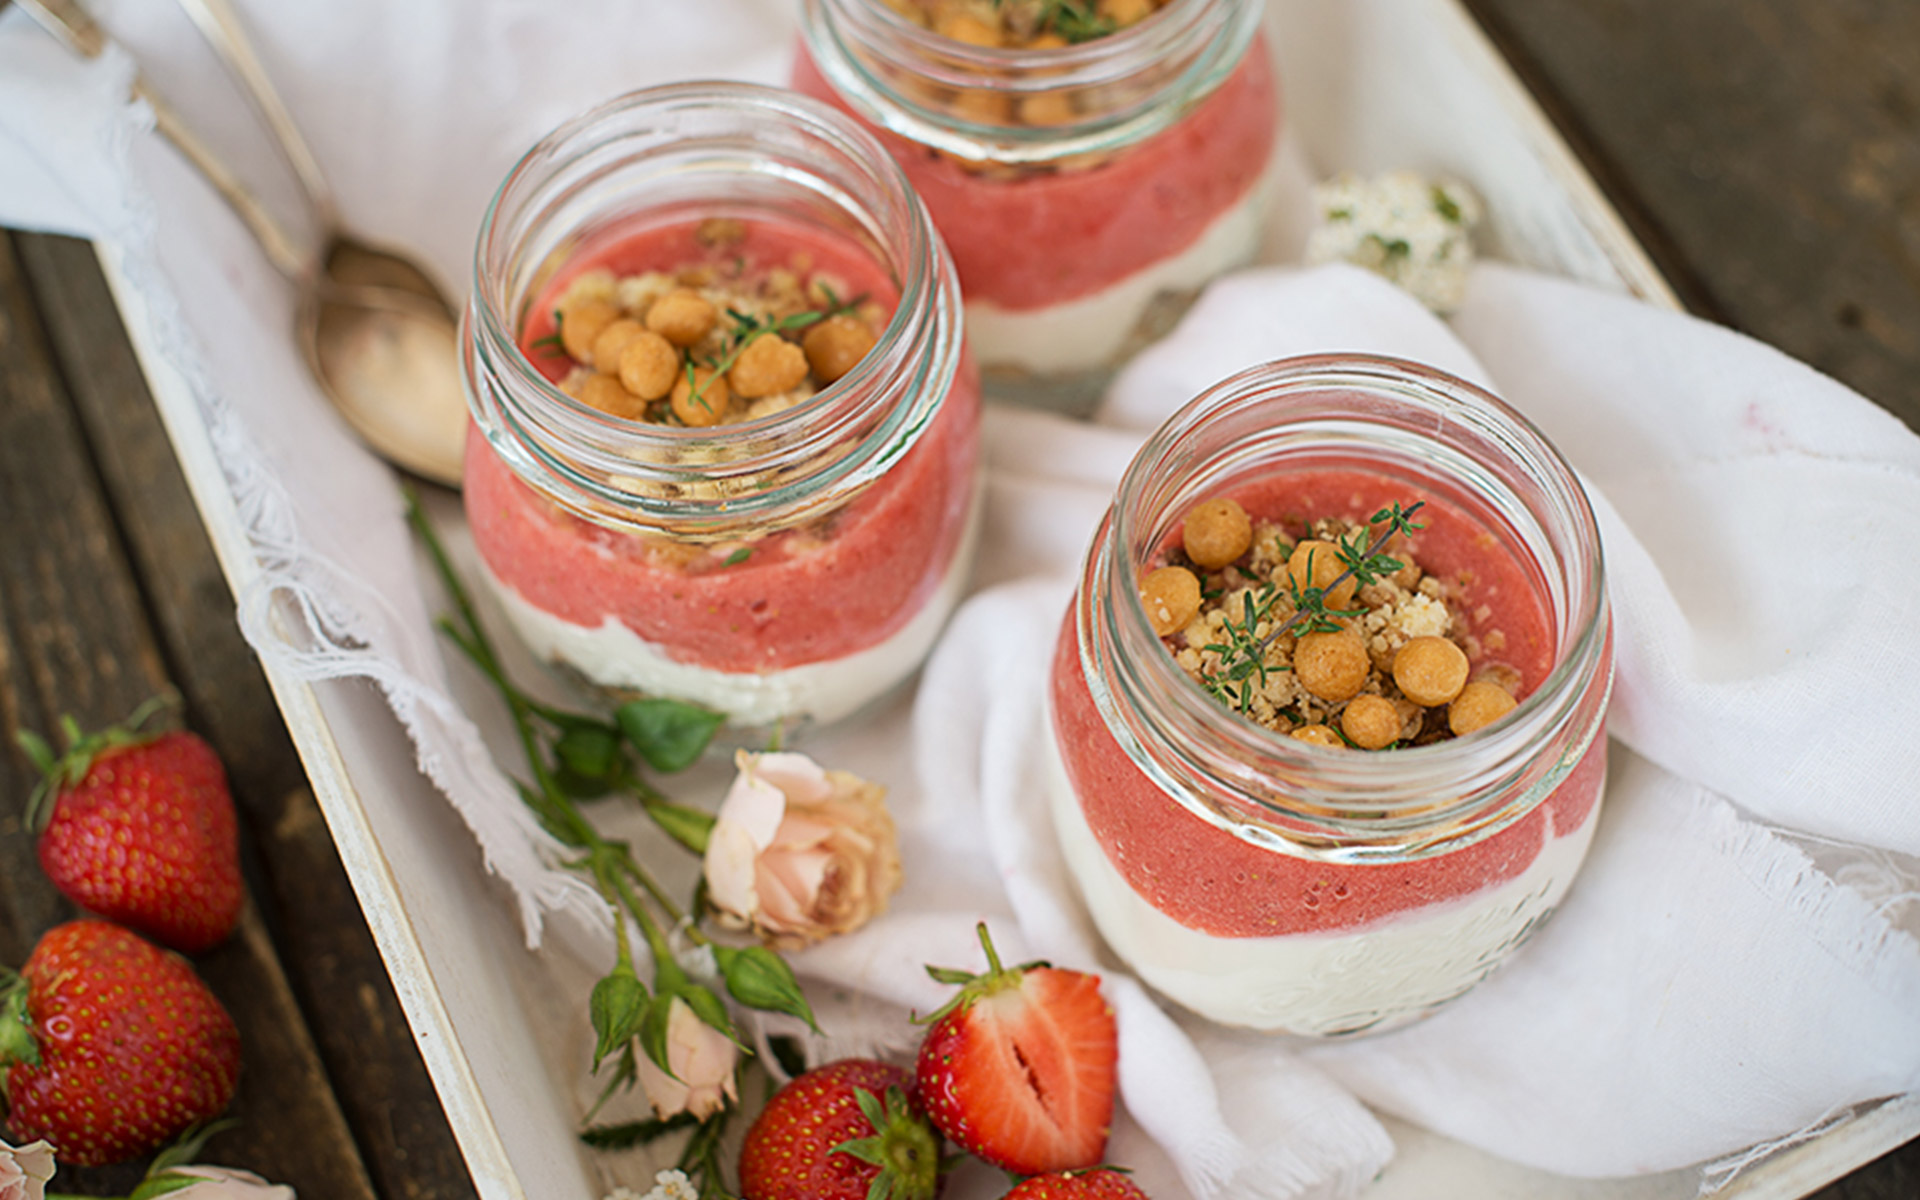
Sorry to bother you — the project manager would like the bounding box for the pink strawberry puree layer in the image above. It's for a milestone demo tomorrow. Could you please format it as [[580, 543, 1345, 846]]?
[[465, 219, 980, 676], [790, 41, 1277, 310], [1050, 467, 1607, 939]]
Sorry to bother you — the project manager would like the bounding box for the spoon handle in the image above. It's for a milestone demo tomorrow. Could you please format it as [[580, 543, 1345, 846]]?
[[15, 0, 309, 279], [172, 0, 338, 232]]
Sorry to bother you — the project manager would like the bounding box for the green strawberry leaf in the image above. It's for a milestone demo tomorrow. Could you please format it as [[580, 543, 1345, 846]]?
[[713, 944, 818, 1032], [13, 730, 55, 775], [129, 1177, 200, 1200], [146, 1118, 236, 1175], [0, 975, 39, 1070], [830, 1086, 941, 1200], [617, 699, 724, 774]]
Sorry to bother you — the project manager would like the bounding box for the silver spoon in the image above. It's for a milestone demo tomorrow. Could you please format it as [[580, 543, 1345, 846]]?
[[18, 0, 469, 488]]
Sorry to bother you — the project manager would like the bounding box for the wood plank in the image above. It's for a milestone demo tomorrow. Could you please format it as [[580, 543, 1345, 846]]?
[[0, 229, 382, 1197], [1459, 0, 1920, 432], [12, 230, 482, 1200]]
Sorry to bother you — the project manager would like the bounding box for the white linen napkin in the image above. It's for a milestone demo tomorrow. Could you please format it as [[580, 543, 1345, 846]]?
[[821, 264, 1920, 1194], [4, 2, 1919, 1197]]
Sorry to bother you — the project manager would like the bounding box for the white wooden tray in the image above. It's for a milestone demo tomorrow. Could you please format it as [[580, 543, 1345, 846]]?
[[101, 0, 1918, 1196]]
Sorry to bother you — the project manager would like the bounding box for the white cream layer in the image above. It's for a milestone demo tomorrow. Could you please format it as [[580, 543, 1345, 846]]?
[[489, 495, 980, 730], [965, 184, 1265, 375], [1045, 733, 1600, 1035]]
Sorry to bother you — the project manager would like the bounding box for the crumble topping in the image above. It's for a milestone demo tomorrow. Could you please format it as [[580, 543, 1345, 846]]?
[[537, 218, 888, 429], [1144, 496, 1520, 748]]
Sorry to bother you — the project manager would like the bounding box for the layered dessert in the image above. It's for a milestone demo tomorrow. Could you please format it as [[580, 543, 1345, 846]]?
[[465, 214, 980, 730], [1049, 465, 1610, 1035], [793, 0, 1276, 389]]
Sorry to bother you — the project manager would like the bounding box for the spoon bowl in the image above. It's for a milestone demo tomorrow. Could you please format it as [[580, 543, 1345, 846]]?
[[19, 0, 471, 489], [303, 242, 468, 487]]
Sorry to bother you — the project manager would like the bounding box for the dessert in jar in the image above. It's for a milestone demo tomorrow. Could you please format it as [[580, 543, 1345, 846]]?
[[1047, 356, 1612, 1036], [793, 0, 1276, 409], [462, 84, 980, 733]]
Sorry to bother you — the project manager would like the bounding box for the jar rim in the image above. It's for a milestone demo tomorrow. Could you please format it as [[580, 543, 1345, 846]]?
[[1079, 353, 1612, 858], [464, 81, 962, 538], [802, 0, 1264, 162]]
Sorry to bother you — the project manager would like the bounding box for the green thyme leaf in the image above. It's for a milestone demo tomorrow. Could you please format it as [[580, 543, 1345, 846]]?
[[532, 309, 566, 356]]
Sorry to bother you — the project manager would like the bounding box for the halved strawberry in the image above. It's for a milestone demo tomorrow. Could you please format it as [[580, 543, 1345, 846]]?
[[1007, 1168, 1150, 1199], [914, 923, 1117, 1175]]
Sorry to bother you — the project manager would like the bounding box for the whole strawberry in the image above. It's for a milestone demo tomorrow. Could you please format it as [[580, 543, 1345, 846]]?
[[18, 704, 242, 953], [1007, 1168, 1150, 1199], [739, 1059, 942, 1200], [0, 920, 241, 1165], [916, 924, 1116, 1176]]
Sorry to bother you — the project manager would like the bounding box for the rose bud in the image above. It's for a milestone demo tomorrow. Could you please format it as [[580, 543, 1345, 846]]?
[[634, 996, 739, 1121], [702, 751, 903, 950]]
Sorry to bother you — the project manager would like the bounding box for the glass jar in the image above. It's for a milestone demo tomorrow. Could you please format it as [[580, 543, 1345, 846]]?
[[1048, 355, 1612, 1037], [462, 83, 980, 736], [794, 0, 1275, 412]]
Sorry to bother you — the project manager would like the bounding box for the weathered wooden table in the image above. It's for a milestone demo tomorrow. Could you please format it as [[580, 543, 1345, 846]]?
[[1, 1, 1915, 1196]]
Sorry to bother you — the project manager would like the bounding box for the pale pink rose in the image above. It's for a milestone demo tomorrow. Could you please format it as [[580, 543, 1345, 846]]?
[[633, 997, 738, 1120], [161, 1166, 295, 1198], [701, 750, 902, 950], [0, 1139, 54, 1200]]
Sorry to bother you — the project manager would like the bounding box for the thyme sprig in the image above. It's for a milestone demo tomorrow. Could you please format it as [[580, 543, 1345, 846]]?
[[531, 308, 566, 357], [684, 287, 867, 414], [1195, 501, 1426, 715], [1198, 579, 1284, 711], [993, 0, 1116, 42], [405, 491, 817, 1197]]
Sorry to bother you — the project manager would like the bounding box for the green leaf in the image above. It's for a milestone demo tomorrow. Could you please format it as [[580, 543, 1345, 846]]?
[[552, 764, 618, 801], [723, 547, 752, 567], [0, 976, 39, 1069], [679, 984, 738, 1046], [643, 798, 715, 855], [640, 993, 679, 1077], [128, 1177, 199, 1200], [146, 1118, 236, 1176], [715, 944, 819, 1031], [579, 1111, 700, 1149], [13, 730, 54, 774], [618, 698, 725, 774], [1431, 185, 1463, 224], [554, 723, 622, 782], [589, 969, 649, 1071]]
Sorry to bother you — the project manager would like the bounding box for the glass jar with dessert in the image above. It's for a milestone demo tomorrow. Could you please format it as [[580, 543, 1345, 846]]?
[[793, 0, 1276, 411], [462, 83, 980, 737], [1048, 355, 1612, 1037]]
